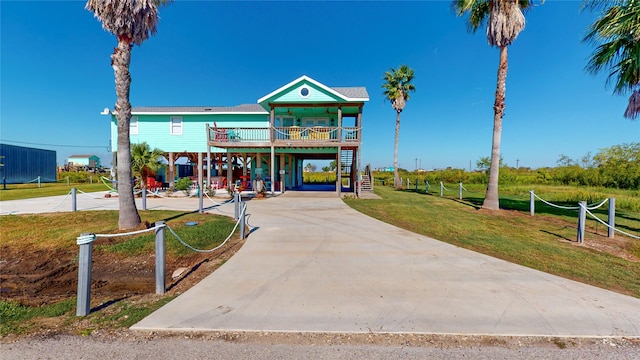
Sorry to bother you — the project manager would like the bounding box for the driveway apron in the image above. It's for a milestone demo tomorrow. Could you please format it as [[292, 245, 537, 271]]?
[[132, 193, 640, 337]]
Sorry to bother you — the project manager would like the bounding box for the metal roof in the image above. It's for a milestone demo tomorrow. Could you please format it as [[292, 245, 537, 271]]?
[[332, 87, 369, 100], [131, 104, 268, 114]]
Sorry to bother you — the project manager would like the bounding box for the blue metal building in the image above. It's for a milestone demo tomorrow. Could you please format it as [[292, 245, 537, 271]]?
[[0, 144, 57, 184]]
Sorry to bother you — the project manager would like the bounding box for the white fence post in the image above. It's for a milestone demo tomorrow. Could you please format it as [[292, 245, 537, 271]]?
[[440, 181, 444, 197], [608, 198, 615, 239], [199, 182, 204, 214], [530, 190, 535, 216], [142, 188, 147, 210], [425, 180, 429, 193], [234, 191, 241, 220], [72, 187, 77, 212], [240, 203, 247, 239], [577, 201, 586, 244], [155, 221, 166, 295], [459, 182, 463, 200], [76, 233, 96, 316]]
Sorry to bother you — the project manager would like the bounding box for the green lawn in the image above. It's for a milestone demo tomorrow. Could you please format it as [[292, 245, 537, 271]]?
[[344, 186, 640, 298], [0, 182, 109, 201]]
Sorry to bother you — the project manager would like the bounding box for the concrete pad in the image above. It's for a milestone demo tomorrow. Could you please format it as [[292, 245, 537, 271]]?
[[132, 193, 640, 337]]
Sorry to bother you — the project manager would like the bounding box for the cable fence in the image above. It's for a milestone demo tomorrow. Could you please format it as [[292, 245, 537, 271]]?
[[75, 200, 250, 316]]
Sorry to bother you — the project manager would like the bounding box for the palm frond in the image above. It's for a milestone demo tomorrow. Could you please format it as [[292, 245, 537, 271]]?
[[486, 0, 526, 47], [86, 0, 159, 45], [624, 89, 640, 119], [584, 0, 640, 98]]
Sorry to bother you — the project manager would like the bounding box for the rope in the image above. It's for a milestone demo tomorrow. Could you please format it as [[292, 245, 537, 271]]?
[[25, 177, 40, 184], [47, 190, 73, 211], [531, 192, 581, 210], [531, 192, 610, 211], [586, 198, 609, 210], [94, 225, 159, 238], [77, 189, 112, 200], [166, 204, 247, 253], [101, 176, 117, 191], [440, 183, 452, 192], [460, 184, 483, 194], [582, 204, 640, 240]]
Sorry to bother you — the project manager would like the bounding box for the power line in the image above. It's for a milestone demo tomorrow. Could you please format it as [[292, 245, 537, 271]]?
[[0, 139, 108, 149]]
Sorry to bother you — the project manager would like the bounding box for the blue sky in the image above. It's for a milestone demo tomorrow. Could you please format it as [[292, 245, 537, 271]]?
[[1, 0, 638, 170]]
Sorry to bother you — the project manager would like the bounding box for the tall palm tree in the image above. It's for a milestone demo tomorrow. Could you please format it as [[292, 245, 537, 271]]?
[[131, 142, 164, 189], [453, 0, 537, 210], [583, 0, 640, 120], [382, 65, 416, 189], [86, 0, 165, 229]]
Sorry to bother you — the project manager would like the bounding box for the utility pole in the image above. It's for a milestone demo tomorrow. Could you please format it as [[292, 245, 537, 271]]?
[[415, 158, 418, 171], [516, 159, 520, 169]]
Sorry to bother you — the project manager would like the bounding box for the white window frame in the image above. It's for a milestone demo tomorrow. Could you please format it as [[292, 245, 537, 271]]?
[[170, 116, 183, 135], [130, 116, 139, 135], [303, 117, 329, 127]]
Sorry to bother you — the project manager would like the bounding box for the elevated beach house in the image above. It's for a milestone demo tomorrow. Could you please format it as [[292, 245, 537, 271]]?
[[107, 75, 369, 195]]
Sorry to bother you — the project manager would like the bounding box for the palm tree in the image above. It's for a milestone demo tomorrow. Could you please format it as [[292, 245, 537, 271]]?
[[453, 0, 537, 210], [382, 65, 416, 189], [131, 142, 164, 189], [86, 0, 165, 229], [583, 0, 640, 120]]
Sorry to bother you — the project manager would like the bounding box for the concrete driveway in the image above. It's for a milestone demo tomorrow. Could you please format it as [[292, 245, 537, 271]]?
[[132, 192, 640, 337]]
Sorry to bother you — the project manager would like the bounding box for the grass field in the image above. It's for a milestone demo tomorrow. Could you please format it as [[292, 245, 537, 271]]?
[[344, 186, 640, 298], [0, 210, 238, 336], [0, 182, 108, 201]]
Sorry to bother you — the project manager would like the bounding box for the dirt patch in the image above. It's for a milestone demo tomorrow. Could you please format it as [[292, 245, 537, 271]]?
[[0, 235, 246, 308]]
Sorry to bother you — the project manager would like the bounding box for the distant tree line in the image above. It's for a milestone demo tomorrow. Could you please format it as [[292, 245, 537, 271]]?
[[375, 143, 640, 190]]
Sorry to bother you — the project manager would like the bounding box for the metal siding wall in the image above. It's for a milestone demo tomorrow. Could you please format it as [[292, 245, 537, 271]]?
[[0, 144, 56, 183], [121, 114, 268, 153]]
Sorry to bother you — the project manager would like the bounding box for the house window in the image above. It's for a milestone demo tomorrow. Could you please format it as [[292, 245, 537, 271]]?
[[299, 86, 311, 98], [170, 116, 183, 135], [130, 116, 139, 135]]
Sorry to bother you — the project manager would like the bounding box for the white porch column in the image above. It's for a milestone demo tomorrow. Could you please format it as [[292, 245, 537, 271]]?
[[336, 146, 342, 196], [227, 152, 232, 190], [270, 146, 275, 194], [197, 152, 203, 192], [206, 149, 211, 190]]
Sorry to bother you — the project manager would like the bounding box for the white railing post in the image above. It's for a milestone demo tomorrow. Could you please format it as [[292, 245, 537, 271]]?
[[577, 201, 586, 244], [199, 182, 204, 214], [155, 221, 166, 295], [530, 190, 535, 216], [38, 176, 41, 188], [72, 187, 77, 212], [459, 182, 463, 200], [76, 233, 96, 316], [142, 188, 147, 210], [240, 203, 247, 239], [425, 180, 429, 193], [234, 191, 241, 220], [440, 181, 444, 197], [608, 198, 615, 239]]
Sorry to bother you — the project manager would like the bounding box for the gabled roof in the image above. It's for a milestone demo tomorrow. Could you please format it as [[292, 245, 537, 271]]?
[[257, 75, 370, 106], [130, 104, 268, 115]]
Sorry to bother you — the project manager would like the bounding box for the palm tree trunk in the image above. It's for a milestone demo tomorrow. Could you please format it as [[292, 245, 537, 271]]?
[[113, 37, 141, 229], [393, 110, 401, 189], [483, 45, 508, 211]]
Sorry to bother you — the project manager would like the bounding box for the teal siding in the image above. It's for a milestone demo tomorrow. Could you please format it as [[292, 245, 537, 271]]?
[[111, 114, 268, 152], [274, 81, 342, 103]]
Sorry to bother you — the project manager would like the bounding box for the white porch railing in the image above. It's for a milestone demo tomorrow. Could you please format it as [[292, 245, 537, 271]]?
[[208, 126, 360, 144]]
